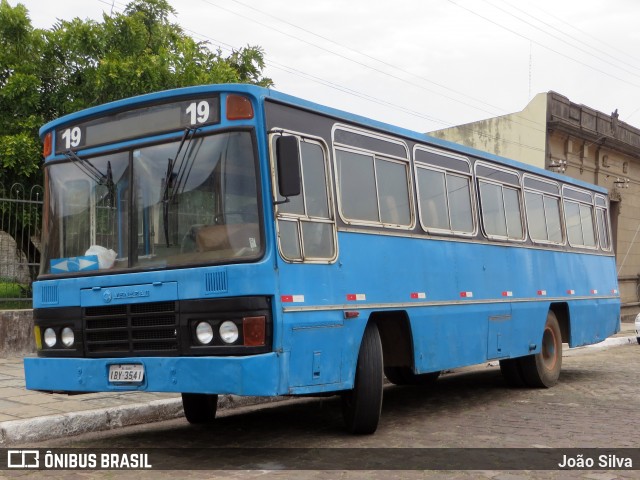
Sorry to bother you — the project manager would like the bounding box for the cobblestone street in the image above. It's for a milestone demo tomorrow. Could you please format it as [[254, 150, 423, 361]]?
[[4, 342, 639, 479]]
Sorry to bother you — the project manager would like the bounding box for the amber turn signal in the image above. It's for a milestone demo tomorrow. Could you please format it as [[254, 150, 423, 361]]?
[[226, 94, 254, 120]]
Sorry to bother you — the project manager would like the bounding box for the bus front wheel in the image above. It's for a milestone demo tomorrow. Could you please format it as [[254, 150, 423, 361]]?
[[519, 311, 562, 388], [181, 393, 218, 424], [342, 322, 383, 434]]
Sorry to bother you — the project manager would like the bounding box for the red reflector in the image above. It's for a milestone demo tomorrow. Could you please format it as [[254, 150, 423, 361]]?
[[243, 316, 265, 347], [344, 311, 360, 319], [226, 94, 254, 120], [43, 132, 52, 157]]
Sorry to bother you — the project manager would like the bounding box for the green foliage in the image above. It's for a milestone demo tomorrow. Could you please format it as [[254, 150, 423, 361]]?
[[0, 0, 273, 186]]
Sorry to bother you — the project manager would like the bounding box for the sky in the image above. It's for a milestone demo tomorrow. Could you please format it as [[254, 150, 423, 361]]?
[[10, 0, 640, 136]]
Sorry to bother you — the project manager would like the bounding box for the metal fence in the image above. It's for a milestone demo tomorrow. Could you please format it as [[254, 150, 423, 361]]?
[[0, 183, 43, 306]]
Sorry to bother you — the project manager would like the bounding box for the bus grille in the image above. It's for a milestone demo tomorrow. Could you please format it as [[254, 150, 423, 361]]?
[[83, 301, 178, 356]]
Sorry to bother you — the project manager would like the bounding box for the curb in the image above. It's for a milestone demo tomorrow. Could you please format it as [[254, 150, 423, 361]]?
[[1, 335, 637, 446], [585, 335, 637, 349], [0, 394, 287, 446]]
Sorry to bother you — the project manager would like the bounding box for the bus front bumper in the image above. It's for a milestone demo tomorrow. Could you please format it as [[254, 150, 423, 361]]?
[[24, 353, 285, 396]]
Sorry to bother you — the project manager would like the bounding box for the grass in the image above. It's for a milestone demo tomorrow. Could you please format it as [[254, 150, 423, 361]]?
[[0, 281, 32, 309]]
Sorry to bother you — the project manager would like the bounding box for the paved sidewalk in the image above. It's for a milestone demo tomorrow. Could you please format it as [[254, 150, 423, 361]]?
[[0, 322, 637, 445]]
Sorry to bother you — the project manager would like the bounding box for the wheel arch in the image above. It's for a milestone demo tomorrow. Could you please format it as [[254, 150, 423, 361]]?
[[368, 310, 414, 370], [549, 302, 570, 343]]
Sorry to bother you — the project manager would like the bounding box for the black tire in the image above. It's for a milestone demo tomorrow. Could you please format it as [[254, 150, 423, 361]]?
[[181, 393, 218, 424], [342, 322, 383, 434], [637, 337, 640, 345], [499, 358, 526, 387], [384, 366, 440, 386], [519, 311, 562, 388]]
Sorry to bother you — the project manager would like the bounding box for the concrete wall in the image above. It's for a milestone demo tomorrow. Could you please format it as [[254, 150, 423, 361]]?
[[429, 92, 548, 169], [0, 310, 35, 356]]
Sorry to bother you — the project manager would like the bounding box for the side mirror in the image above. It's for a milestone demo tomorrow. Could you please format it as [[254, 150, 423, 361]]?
[[276, 136, 301, 199]]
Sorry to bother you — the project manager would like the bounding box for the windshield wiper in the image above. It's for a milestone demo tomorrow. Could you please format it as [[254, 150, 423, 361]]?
[[64, 150, 115, 208], [162, 128, 197, 247]]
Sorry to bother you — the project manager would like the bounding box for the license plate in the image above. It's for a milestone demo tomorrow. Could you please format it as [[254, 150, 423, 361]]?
[[108, 364, 145, 383]]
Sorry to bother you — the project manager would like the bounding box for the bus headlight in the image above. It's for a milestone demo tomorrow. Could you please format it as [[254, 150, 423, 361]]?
[[195, 322, 214, 345], [61, 327, 75, 347], [219, 321, 239, 344], [43, 328, 57, 348]]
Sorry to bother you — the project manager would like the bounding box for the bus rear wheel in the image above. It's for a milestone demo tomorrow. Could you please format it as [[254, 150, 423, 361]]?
[[519, 311, 562, 388], [384, 366, 440, 386], [342, 322, 383, 434], [181, 393, 218, 424]]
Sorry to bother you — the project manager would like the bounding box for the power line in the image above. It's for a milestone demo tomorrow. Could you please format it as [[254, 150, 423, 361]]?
[[209, 0, 512, 117], [509, 0, 640, 70], [94, 0, 546, 154], [194, 0, 551, 135], [480, 0, 640, 80], [448, 0, 640, 90]]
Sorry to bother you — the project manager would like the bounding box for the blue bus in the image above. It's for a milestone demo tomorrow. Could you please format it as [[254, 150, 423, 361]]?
[[25, 84, 620, 434]]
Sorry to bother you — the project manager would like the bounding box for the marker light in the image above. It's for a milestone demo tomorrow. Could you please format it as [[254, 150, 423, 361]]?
[[243, 316, 266, 346], [219, 321, 239, 344], [195, 322, 214, 345], [226, 94, 254, 120], [43, 132, 52, 157], [61, 327, 75, 347], [43, 328, 57, 348], [34, 326, 42, 350]]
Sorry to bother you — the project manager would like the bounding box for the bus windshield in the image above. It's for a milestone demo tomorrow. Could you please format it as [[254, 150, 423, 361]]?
[[41, 130, 261, 275]]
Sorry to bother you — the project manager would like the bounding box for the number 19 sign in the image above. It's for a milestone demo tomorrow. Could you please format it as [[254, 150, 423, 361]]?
[[54, 96, 220, 154]]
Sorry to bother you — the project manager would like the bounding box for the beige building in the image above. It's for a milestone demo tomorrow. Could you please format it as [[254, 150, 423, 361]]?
[[430, 91, 640, 321]]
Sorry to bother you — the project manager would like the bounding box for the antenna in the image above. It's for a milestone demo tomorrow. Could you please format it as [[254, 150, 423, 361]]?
[[528, 41, 533, 99]]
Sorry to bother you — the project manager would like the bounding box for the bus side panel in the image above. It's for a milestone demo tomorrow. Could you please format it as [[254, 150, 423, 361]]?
[[410, 304, 491, 372], [567, 298, 620, 347], [283, 310, 346, 390]]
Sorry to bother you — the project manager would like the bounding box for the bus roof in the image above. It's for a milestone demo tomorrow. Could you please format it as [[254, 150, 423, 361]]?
[[40, 83, 608, 195]]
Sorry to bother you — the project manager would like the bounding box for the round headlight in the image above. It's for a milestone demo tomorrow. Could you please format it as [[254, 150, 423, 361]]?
[[43, 328, 57, 348], [196, 322, 214, 345], [61, 327, 75, 347], [219, 321, 239, 344]]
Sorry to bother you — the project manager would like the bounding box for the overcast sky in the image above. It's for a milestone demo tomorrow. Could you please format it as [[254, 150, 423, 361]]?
[[10, 0, 640, 137]]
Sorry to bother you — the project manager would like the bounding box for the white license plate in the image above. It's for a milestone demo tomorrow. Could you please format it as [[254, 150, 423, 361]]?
[[108, 364, 145, 383]]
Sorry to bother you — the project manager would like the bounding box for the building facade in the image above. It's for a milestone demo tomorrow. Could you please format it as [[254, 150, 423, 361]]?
[[430, 91, 640, 321]]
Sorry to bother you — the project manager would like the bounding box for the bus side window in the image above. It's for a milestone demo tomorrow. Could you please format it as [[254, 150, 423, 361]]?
[[563, 187, 596, 248], [476, 163, 524, 241], [414, 149, 474, 236]]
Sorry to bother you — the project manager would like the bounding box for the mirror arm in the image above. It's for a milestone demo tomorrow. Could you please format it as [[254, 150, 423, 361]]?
[[273, 197, 291, 206]]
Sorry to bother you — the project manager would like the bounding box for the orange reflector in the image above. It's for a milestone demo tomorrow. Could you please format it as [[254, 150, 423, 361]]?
[[226, 94, 254, 120], [243, 316, 266, 346], [43, 132, 52, 158]]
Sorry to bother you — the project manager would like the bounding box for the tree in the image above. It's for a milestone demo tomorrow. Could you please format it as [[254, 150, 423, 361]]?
[[0, 0, 272, 283]]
